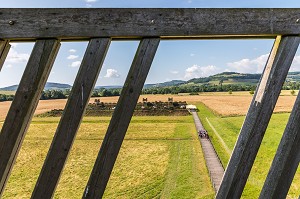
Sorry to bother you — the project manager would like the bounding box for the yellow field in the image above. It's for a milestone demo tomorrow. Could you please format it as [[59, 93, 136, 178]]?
[[0, 91, 15, 95], [1, 116, 214, 199], [0, 99, 67, 121], [0, 91, 298, 121]]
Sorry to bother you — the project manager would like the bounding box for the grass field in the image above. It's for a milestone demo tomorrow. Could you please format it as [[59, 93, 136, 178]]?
[[197, 103, 300, 198], [1, 91, 300, 198], [1, 116, 215, 199]]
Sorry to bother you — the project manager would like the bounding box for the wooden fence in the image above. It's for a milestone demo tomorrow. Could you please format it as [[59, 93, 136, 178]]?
[[0, 8, 299, 199]]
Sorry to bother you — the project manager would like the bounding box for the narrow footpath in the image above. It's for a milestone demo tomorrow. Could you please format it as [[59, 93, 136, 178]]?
[[191, 111, 224, 193]]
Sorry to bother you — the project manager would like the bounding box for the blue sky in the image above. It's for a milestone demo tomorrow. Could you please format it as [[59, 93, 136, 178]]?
[[1, 0, 300, 88]]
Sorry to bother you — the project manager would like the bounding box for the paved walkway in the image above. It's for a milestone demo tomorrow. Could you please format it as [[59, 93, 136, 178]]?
[[191, 111, 224, 193]]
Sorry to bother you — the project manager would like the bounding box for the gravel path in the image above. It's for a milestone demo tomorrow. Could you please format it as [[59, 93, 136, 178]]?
[[191, 111, 224, 193]]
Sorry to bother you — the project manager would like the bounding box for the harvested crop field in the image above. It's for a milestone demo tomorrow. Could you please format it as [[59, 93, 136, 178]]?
[[0, 91, 297, 121], [0, 99, 67, 121], [194, 95, 297, 116]]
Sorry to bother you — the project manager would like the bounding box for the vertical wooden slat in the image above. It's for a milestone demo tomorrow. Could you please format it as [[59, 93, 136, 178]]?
[[31, 38, 111, 199], [0, 40, 11, 71], [0, 39, 60, 197], [216, 36, 300, 199], [259, 91, 300, 199], [82, 38, 160, 199]]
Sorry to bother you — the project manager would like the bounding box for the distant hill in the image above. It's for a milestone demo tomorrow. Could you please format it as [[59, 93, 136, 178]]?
[[2, 72, 300, 92], [95, 85, 123, 89], [154, 80, 186, 87], [0, 82, 72, 91], [0, 85, 19, 91], [185, 71, 300, 86], [286, 71, 300, 81], [44, 82, 72, 90], [186, 72, 261, 86], [144, 80, 186, 88], [95, 80, 186, 89]]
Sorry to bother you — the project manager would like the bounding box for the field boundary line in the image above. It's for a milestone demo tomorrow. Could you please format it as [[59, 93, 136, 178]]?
[[205, 117, 231, 156]]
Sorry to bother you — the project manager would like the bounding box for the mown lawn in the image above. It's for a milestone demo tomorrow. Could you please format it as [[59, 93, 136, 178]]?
[[196, 103, 300, 198], [1, 116, 214, 199]]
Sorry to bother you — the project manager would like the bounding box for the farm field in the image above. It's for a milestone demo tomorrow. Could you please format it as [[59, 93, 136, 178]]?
[[197, 103, 300, 198], [1, 116, 214, 199], [0, 90, 15, 95], [1, 92, 300, 198], [0, 91, 298, 121]]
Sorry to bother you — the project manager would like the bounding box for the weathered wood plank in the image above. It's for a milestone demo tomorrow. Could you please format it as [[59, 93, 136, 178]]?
[[259, 91, 300, 199], [216, 36, 300, 199], [0, 40, 10, 71], [0, 39, 60, 197], [0, 8, 300, 40], [83, 38, 160, 198], [31, 38, 111, 199]]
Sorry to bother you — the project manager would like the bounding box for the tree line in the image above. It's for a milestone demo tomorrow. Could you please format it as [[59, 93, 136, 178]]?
[[1, 81, 299, 102], [142, 84, 257, 95]]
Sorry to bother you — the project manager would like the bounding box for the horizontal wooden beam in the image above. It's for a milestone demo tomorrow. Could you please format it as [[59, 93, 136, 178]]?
[[0, 8, 300, 40]]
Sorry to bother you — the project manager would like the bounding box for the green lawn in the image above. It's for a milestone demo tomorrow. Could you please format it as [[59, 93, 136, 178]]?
[[1, 116, 214, 199], [196, 103, 300, 198]]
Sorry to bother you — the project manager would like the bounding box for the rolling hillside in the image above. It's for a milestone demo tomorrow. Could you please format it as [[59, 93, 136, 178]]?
[[186, 72, 261, 86], [1, 72, 300, 92], [0, 82, 72, 91]]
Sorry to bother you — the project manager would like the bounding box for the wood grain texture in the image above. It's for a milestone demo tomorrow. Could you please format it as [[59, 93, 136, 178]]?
[[0, 40, 10, 71], [216, 36, 300, 199], [31, 38, 111, 199], [259, 90, 300, 199], [83, 38, 160, 199], [0, 39, 60, 197], [0, 8, 300, 40]]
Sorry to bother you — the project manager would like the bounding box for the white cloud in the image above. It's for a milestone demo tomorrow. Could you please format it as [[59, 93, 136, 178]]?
[[67, 55, 79, 60], [170, 70, 179, 74], [227, 54, 269, 74], [104, 69, 120, 78], [184, 64, 222, 79], [84, 0, 97, 7], [69, 49, 76, 53], [5, 48, 30, 64], [10, 43, 18, 47], [290, 55, 300, 71], [190, 53, 195, 57], [70, 61, 81, 67]]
